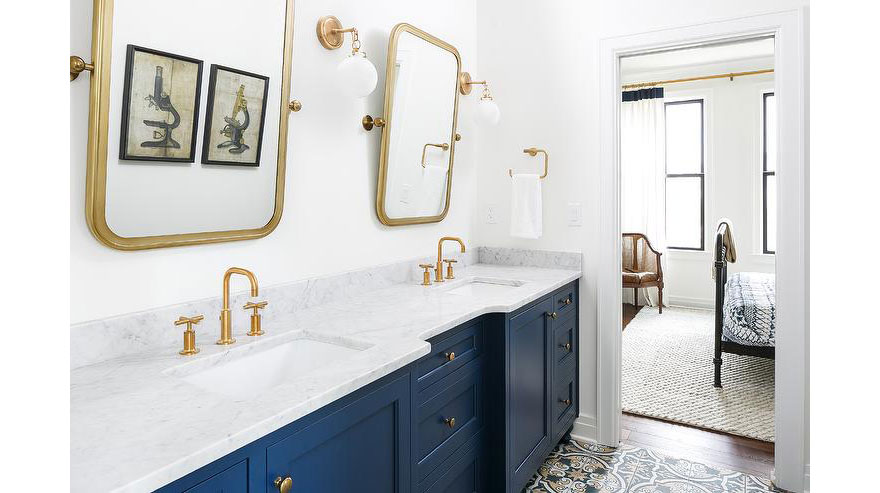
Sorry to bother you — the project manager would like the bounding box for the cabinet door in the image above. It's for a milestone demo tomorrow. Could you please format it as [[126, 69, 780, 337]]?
[[266, 374, 411, 493], [508, 296, 553, 490], [181, 459, 248, 493]]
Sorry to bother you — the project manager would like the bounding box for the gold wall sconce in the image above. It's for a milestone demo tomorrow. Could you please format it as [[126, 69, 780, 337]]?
[[459, 72, 500, 125], [317, 15, 378, 97], [508, 147, 549, 179], [70, 55, 94, 81]]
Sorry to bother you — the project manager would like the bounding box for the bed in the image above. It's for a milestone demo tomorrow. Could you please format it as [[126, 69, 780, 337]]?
[[713, 223, 775, 388]]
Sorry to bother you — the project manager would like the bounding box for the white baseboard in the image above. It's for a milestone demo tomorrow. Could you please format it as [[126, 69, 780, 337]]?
[[666, 295, 714, 310], [570, 413, 598, 443]]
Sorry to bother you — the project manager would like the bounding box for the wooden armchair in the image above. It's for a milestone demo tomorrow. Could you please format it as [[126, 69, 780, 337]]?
[[622, 233, 664, 313]]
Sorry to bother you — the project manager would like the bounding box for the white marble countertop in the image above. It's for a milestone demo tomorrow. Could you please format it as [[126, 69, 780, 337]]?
[[71, 263, 580, 493]]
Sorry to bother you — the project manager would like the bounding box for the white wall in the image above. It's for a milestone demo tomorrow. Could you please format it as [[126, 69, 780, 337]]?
[[475, 0, 807, 445], [70, 0, 478, 323], [623, 61, 777, 309]]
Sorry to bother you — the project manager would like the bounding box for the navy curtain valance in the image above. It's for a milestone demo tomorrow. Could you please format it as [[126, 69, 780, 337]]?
[[622, 87, 664, 102]]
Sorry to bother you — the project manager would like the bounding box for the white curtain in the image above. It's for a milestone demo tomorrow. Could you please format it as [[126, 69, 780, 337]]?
[[621, 91, 667, 306]]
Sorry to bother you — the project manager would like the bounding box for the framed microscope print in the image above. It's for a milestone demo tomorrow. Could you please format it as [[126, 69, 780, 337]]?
[[119, 45, 203, 163], [201, 65, 269, 167]]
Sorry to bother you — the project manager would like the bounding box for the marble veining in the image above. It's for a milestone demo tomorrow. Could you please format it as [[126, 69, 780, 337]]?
[[478, 246, 582, 270], [71, 261, 580, 493]]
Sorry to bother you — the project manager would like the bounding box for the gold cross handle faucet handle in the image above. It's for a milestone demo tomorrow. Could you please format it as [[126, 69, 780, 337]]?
[[174, 315, 204, 356], [419, 264, 434, 286], [443, 259, 458, 280], [243, 301, 268, 336]]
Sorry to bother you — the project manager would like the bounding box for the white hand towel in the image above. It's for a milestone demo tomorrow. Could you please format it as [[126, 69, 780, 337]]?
[[510, 173, 542, 239], [418, 164, 449, 216]]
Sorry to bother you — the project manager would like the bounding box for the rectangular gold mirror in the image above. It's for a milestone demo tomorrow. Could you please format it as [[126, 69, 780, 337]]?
[[82, 0, 295, 250], [375, 24, 462, 226]]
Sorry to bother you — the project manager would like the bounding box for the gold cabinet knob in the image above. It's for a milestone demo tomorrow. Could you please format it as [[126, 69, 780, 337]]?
[[546, 311, 558, 319], [560, 398, 571, 406], [174, 315, 204, 356], [244, 300, 268, 336], [444, 352, 456, 362], [560, 297, 572, 305], [561, 342, 572, 352], [419, 263, 434, 286], [289, 100, 302, 112], [274, 476, 293, 493], [444, 417, 456, 428]]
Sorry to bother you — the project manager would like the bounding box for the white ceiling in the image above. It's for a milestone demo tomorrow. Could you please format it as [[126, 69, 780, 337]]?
[[620, 37, 775, 77]]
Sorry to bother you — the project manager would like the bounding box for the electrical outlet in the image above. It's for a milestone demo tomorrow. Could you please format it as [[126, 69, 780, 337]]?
[[486, 203, 498, 224], [567, 202, 582, 226]]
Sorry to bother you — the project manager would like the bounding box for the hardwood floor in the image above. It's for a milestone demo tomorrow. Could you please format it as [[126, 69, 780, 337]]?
[[622, 303, 642, 329], [620, 413, 775, 478]]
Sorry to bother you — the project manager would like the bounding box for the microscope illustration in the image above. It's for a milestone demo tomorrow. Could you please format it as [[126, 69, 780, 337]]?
[[217, 84, 250, 155], [141, 66, 181, 150]]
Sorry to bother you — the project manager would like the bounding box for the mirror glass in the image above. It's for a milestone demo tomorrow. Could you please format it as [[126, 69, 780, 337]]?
[[377, 24, 461, 226], [85, 0, 293, 249]]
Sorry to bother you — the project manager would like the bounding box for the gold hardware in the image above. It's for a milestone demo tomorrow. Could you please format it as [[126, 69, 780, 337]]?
[[362, 115, 386, 131], [274, 476, 293, 493], [219, 267, 259, 345], [83, 0, 295, 250], [622, 68, 774, 90], [70, 55, 94, 81], [561, 342, 572, 351], [421, 143, 450, 168], [445, 352, 456, 361], [560, 398, 571, 406], [288, 100, 302, 112], [435, 237, 466, 282], [419, 264, 434, 286], [174, 315, 204, 356], [547, 311, 558, 319], [458, 72, 487, 96], [375, 24, 462, 227], [455, 133, 462, 142], [509, 148, 549, 179], [560, 297, 572, 305], [316, 16, 362, 54], [444, 417, 456, 428], [244, 300, 268, 336], [443, 259, 458, 280]]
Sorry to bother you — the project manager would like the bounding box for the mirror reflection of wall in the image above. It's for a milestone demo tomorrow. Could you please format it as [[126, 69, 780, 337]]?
[[379, 25, 460, 224]]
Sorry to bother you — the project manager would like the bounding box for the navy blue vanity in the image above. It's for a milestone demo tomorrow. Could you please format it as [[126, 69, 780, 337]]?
[[155, 281, 578, 493]]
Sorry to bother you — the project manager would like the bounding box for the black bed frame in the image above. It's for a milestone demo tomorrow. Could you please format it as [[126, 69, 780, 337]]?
[[713, 223, 775, 388]]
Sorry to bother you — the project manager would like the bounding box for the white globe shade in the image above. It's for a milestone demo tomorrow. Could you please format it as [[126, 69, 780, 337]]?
[[336, 53, 378, 98], [475, 98, 500, 126]]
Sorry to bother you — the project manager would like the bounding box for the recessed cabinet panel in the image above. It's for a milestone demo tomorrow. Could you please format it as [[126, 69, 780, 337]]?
[[181, 459, 248, 493]]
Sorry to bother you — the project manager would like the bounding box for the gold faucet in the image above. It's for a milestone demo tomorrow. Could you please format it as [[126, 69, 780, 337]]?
[[435, 237, 466, 282], [218, 267, 259, 345]]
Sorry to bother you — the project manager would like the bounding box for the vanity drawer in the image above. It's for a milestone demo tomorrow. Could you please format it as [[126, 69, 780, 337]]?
[[551, 283, 577, 319], [415, 359, 484, 482], [418, 430, 486, 493], [417, 318, 484, 391], [552, 368, 577, 441], [182, 459, 248, 493], [553, 310, 577, 367]]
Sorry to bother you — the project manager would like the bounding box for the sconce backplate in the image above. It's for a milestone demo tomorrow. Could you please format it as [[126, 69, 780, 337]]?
[[458, 72, 473, 95], [317, 15, 345, 50]]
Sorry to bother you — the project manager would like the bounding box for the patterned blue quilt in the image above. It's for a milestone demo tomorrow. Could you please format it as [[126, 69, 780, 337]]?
[[722, 272, 776, 347]]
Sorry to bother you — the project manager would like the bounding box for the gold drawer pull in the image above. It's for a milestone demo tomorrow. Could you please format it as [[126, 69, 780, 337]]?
[[546, 311, 558, 319], [444, 417, 456, 428], [559, 398, 571, 406], [559, 297, 572, 305], [274, 476, 293, 493], [560, 342, 572, 351], [444, 352, 456, 361]]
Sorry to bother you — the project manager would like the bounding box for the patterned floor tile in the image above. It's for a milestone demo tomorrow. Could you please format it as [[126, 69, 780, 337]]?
[[523, 439, 780, 493]]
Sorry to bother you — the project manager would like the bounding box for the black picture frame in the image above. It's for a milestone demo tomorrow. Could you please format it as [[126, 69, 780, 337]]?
[[201, 64, 270, 167], [119, 45, 203, 163]]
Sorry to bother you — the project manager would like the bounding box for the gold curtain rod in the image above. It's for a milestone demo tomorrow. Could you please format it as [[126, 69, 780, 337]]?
[[622, 68, 773, 89]]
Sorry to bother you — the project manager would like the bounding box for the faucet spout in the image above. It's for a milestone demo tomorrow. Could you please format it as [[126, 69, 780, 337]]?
[[218, 267, 259, 345], [436, 237, 466, 282]]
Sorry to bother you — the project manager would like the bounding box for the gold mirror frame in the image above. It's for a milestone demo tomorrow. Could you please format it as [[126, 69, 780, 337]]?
[[83, 0, 295, 250], [375, 23, 462, 226]]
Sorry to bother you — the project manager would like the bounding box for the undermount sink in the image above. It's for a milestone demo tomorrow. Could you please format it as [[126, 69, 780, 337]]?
[[165, 334, 369, 400], [444, 277, 525, 297]]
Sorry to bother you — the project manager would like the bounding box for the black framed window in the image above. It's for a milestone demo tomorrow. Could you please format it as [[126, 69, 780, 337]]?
[[762, 92, 777, 254], [664, 99, 705, 250]]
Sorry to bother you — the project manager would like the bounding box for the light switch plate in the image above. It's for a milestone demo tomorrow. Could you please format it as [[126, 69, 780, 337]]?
[[486, 203, 498, 224], [567, 202, 582, 226]]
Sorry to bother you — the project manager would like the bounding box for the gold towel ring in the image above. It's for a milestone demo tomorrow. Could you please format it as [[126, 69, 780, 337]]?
[[508, 148, 548, 179]]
